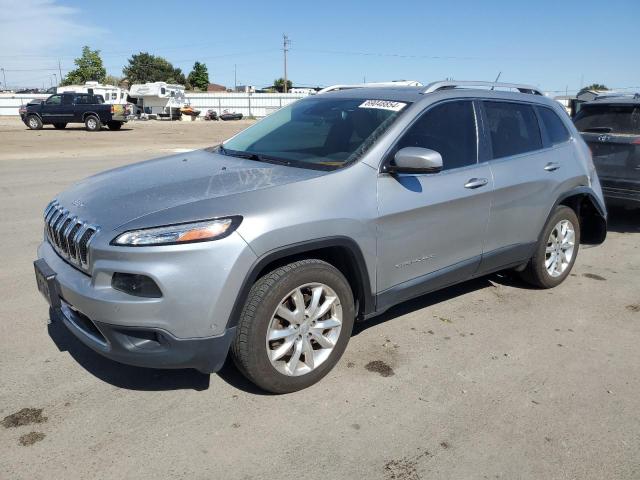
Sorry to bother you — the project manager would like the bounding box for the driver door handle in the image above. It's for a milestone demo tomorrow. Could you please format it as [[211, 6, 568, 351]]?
[[464, 177, 489, 189], [544, 162, 560, 171]]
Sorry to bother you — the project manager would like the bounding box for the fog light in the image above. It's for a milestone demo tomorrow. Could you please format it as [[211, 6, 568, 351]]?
[[112, 273, 162, 298]]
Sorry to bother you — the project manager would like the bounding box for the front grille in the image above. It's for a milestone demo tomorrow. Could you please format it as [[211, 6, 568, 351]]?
[[44, 200, 99, 273]]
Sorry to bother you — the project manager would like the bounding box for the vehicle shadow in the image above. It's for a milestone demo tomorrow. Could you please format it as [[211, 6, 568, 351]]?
[[606, 206, 640, 234], [353, 276, 495, 336], [47, 312, 211, 391]]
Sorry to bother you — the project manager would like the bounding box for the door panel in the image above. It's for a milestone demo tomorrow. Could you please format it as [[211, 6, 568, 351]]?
[[481, 101, 568, 259], [377, 164, 492, 293], [484, 147, 565, 253]]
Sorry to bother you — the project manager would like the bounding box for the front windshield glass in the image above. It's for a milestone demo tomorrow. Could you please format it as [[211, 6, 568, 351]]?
[[222, 97, 409, 169]]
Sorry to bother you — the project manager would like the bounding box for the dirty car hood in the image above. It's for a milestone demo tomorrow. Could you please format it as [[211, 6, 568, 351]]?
[[55, 149, 327, 230]]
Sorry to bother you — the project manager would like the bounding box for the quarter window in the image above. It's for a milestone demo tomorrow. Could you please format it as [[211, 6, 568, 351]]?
[[484, 102, 542, 159], [395, 100, 478, 170], [538, 107, 570, 145]]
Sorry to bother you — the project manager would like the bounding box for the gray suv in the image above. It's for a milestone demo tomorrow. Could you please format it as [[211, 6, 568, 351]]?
[[34, 80, 607, 393]]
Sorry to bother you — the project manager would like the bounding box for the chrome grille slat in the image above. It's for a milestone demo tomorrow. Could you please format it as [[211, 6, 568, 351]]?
[[43, 201, 99, 273]]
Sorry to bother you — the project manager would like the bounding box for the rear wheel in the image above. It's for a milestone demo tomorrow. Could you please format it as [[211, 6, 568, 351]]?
[[107, 121, 123, 130], [231, 259, 355, 393], [26, 115, 42, 130], [53, 123, 67, 129], [84, 115, 101, 132], [520, 206, 580, 288]]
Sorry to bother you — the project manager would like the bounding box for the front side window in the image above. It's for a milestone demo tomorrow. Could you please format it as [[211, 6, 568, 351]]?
[[484, 101, 542, 159], [538, 107, 570, 145], [222, 97, 409, 170], [394, 100, 478, 170], [574, 104, 640, 135], [45, 95, 61, 105]]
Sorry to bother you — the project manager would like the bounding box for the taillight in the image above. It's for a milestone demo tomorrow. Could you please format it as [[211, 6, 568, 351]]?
[[633, 138, 640, 145], [110, 104, 115, 114]]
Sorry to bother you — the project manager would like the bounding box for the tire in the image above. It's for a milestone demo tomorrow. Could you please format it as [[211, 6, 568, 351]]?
[[84, 115, 101, 132], [26, 115, 42, 130], [53, 123, 67, 129], [231, 259, 355, 393], [520, 205, 580, 288], [107, 121, 123, 131]]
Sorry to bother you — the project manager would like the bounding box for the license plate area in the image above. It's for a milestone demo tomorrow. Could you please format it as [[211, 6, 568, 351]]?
[[34, 258, 61, 309]]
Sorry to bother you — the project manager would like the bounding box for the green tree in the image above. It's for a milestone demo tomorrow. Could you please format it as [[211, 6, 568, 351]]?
[[122, 52, 186, 85], [579, 83, 608, 95], [187, 62, 209, 91], [61, 46, 106, 86], [273, 77, 293, 93], [104, 74, 122, 87]]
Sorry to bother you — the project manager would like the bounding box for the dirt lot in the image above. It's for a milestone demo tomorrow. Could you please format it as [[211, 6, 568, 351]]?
[[1, 116, 639, 479]]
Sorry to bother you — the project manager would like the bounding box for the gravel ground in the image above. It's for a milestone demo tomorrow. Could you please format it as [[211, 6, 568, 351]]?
[[1, 116, 639, 480]]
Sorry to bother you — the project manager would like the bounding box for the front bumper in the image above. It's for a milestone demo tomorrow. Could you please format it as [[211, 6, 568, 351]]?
[[36, 229, 257, 372], [55, 300, 235, 373]]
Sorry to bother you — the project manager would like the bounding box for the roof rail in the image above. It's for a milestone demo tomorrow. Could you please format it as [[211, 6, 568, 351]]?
[[423, 80, 543, 96], [317, 80, 423, 95]]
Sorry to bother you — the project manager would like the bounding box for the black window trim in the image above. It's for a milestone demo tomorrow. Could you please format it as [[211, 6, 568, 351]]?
[[478, 99, 556, 162], [534, 105, 572, 149], [380, 97, 481, 174]]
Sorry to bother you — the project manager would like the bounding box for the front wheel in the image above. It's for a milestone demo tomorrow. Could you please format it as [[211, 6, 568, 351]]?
[[26, 115, 42, 130], [84, 115, 101, 132], [231, 259, 355, 393], [520, 205, 580, 288]]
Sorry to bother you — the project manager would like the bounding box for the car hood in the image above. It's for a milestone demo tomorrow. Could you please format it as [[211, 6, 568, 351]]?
[[55, 149, 328, 231]]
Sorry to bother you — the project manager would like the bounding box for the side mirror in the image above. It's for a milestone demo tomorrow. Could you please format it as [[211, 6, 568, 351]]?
[[386, 147, 443, 174]]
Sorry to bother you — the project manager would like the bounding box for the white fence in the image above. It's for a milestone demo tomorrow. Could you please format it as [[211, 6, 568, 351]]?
[[0, 92, 307, 117]]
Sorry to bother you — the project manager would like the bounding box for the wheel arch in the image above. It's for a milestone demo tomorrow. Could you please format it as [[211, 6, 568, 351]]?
[[82, 111, 100, 121], [556, 187, 607, 245], [225, 237, 374, 329]]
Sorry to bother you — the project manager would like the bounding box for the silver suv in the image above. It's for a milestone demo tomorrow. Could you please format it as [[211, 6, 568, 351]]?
[[34, 80, 607, 393]]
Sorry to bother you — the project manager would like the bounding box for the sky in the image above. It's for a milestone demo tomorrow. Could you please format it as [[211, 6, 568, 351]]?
[[0, 0, 638, 94]]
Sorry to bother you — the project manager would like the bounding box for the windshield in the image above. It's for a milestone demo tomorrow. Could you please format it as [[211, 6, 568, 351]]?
[[574, 104, 640, 134], [222, 97, 409, 169]]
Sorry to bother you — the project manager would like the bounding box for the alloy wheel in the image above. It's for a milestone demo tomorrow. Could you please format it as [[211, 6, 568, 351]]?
[[545, 219, 575, 277], [265, 283, 342, 376]]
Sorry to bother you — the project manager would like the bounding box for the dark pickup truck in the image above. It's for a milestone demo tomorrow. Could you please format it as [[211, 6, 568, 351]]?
[[20, 92, 132, 131]]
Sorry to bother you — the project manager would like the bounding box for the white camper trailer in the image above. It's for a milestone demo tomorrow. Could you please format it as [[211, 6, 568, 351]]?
[[57, 81, 128, 104], [128, 82, 186, 119]]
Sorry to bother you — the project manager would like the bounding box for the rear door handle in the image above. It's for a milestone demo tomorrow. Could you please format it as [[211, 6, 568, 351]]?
[[464, 177, 489, 189], [544, 162, 560, 171]]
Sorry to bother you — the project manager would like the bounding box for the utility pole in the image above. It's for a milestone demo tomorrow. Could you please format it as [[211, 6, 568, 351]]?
[[58, 59, 63, 85], [1, 68, 6, 90], [53, 73, 57, 86], [234, 64, 237, 92], [283, 34, 290, 93]]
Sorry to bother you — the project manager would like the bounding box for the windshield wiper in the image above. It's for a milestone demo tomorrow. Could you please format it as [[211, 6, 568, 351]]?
[[219, 146, 290, 166]]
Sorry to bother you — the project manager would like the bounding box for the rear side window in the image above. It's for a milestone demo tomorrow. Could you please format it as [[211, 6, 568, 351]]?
[[395, 100, 478, 170], [573, 104, 640, 135], [484, 102, 542, 159], [538, 107, 570, 145]]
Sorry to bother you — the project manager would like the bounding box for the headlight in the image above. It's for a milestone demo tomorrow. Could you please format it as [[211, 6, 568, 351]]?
[[111, 217, 242, 246]]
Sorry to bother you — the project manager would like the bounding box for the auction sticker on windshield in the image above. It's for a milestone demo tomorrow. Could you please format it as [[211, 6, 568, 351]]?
[[359, 100, 407, 112]]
